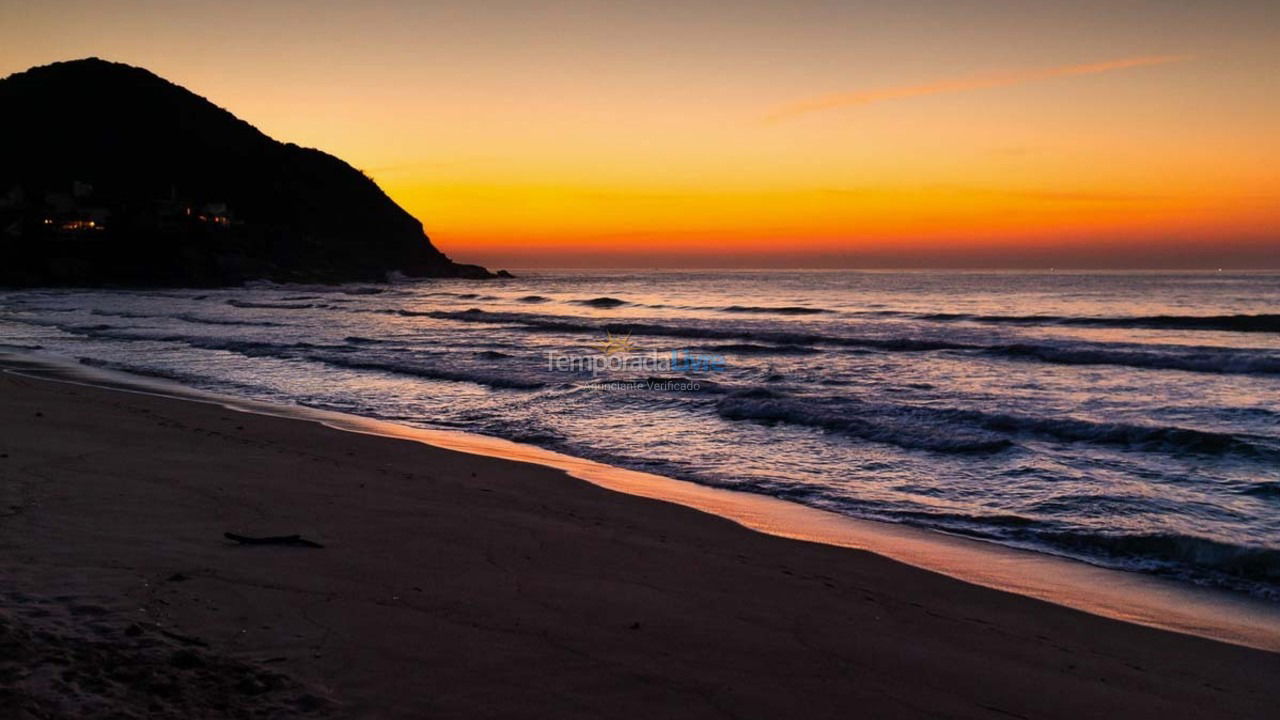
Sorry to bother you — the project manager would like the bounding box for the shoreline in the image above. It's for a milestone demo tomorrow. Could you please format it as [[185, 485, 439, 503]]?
[[2, 351, 1279, 716], [5, 349, 1279, 653]]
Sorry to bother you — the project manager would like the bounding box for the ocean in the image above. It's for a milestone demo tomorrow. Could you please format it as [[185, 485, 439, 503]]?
[[2, 270, 1277, 598]]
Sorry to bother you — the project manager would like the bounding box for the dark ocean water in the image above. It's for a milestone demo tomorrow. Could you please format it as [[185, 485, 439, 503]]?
[[2, 270, 1278, 597]]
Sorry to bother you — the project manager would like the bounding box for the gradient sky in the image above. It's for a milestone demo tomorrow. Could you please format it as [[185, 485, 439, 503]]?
[[2, 0, 1278, 268]]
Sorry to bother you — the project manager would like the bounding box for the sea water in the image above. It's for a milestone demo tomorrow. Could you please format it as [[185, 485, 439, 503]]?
[[2, 270, 1277, 598]]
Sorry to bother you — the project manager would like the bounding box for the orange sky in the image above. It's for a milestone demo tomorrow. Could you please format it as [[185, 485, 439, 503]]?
[[2, 0, 1278, 267]]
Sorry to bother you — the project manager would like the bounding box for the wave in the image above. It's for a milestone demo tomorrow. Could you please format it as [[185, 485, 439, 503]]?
[[984, 343, 1280, 375], [226, 299, 318, 310], [76, 357, 208, 382], [701, 343, 822, 355], [308, 354, 544, 389], [90, 308, 283, 327], [74, 324, 548, 390], [1034, 531, 1280, 594], [921, 312, 1280, 333], [714, 393, 1278, 459], [1240, 483, 1280, 499], [91, 309, 157, 319], [972, 409, 1275, 457], [719, 305, 831, 315], [62, 325, 545, 391], [261, 280, 387, 291], [172, 314, 285, 327], [848, 506, 1280, 596], [517, 295, 549, 303], [885, 509, 1040, 536], [572, 297, 628, 309], [716, 394, 1014, 453]]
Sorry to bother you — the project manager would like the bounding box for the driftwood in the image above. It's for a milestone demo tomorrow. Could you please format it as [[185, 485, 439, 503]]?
[[223, 532, 324, 548], [158, 628, 210, 647]]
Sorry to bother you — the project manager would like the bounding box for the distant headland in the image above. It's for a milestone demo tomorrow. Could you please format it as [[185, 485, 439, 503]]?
[[0, 58, 507, 286]]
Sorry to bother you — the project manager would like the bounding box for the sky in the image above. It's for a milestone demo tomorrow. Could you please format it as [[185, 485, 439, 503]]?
[[2, 0, 1278, 268]]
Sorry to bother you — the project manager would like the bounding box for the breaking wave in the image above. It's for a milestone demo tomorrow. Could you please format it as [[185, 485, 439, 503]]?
[[715, 393, 1278, 459], [1034, 531, 1280, 596]]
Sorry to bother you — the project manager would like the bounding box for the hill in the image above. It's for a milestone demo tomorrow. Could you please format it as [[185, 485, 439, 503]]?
[[0, 58, 501, 286]]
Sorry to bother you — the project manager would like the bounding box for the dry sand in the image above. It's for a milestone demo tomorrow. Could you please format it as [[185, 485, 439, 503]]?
[[0, 371, 1276, 718]]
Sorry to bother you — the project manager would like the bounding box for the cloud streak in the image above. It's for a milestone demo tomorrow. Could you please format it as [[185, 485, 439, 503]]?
[[766, 55, 1189, 123]]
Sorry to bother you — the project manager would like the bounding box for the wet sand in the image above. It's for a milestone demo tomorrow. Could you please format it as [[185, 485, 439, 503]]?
[[1, 371, 1276, 718]]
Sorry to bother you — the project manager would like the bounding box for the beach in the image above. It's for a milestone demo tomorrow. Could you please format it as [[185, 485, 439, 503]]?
[[2, 369, 1277, 719]]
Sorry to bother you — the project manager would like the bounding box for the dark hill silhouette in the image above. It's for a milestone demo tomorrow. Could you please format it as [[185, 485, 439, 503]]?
[[0, 58, 504, 286]]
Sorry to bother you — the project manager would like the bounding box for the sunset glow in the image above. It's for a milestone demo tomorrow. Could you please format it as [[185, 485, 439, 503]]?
[[3, 0, 1277, 268]]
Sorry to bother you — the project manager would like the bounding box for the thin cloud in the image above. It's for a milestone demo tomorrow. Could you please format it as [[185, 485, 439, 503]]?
[[815, 185, 1169, 203], [765, 54, 1190, 123]]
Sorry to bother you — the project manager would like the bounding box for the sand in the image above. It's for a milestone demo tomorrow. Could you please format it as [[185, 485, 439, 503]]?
[[0, 370, 1276, 719]]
